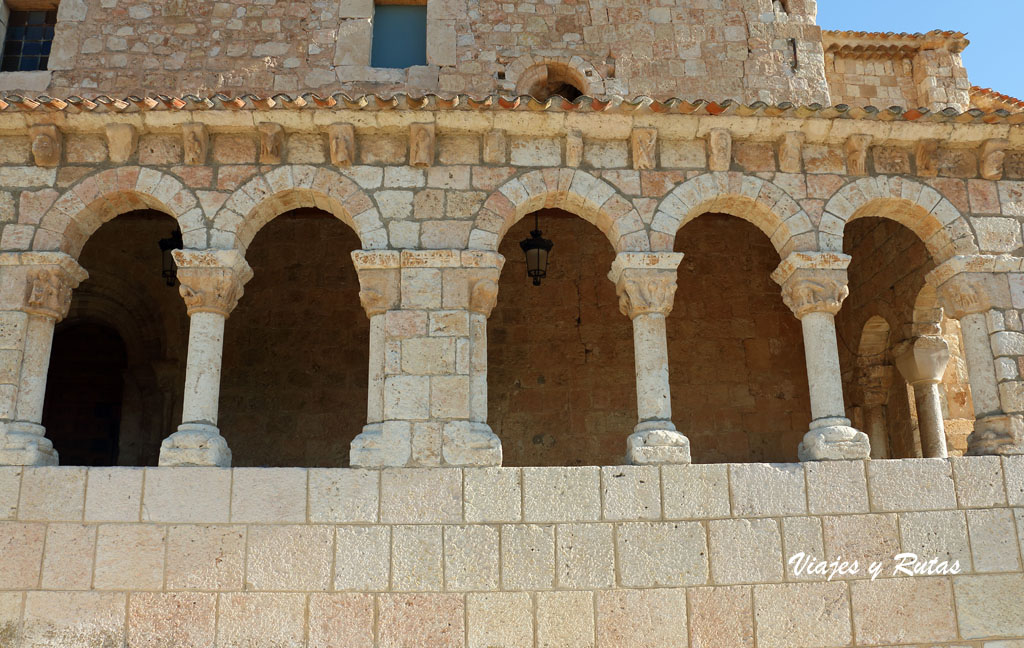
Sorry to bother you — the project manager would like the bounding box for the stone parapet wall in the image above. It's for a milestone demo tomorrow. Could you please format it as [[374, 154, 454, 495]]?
[[0, 457, 1021, 646]]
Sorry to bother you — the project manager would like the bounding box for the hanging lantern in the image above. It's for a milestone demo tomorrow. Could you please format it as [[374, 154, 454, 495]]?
[[158, 228, 183, 287], [519, 212, 553, 286]]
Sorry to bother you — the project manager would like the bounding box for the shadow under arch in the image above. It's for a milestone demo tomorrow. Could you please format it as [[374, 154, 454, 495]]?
[[468, 169, 648, 253]]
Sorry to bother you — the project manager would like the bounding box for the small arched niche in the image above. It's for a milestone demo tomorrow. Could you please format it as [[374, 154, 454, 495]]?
[[516, 62, 587, 101]]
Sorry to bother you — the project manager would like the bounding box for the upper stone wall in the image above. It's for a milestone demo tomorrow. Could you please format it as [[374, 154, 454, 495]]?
[[15, 0, 832, 105]]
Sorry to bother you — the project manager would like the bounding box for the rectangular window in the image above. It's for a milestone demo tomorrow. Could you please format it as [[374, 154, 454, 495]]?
[[1, 9, 56, 72], [371, 2, 427, 69]]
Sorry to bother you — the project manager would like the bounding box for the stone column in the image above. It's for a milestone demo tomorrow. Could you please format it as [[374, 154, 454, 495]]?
[[772, 253, 870, 461], [608, 252, 691, 465], [349, 250, 504, 468], [894, 335, 951, 458], [856, 360, 894, 459], [158, 249, 252, 467], [930, 258, 1024, 455], [0, 253, 87, 466]]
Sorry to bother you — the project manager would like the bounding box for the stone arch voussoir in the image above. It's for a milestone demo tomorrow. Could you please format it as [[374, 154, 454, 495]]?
[[33, 167, 199, 259], [468, 168, 647, 253], [506, 54, 606, 97], [654, 171, 814, 257], [823, 176, 978, 264], [211, 165, 388, 252]]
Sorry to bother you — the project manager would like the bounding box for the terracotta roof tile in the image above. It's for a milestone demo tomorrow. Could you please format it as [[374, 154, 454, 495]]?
[[971, 85, 1024, 113], [822, 29, 969, 58], [0, 92, 1020, 124]]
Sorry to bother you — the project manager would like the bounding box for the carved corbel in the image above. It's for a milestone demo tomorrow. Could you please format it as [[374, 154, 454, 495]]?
[[566, 129, 583, 168], [631, 127, 658, 170], [845, 134, 871, 176], [29, 125, 62, 168], [105, 123, 138, 163], [778, 131, 805, 173], [181, 123, 208, 165], [351, 250, 401, 318], [257, 123, 285, 164], [327, 123, 356, 167], [980, 138, 1009, 181], [468, 278, 500, 317], [915, 139, 939, 177], [708, 128, 732, 172], [483, 129, 507, 164], [410, 123, 435, 168]]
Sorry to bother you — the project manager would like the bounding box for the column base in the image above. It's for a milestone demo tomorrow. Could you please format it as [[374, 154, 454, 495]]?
[[350, 421, 413, 468], [626, 422, 692, 465], [799, 418, 871, 461], [158, 423, 232, 467], [968, 414, 1024, 456], [442, 421, 502, 467], [0, 421, 58, 466]]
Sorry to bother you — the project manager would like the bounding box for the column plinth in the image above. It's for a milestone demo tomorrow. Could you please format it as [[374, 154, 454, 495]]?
[[158, 249, 251, 468], [610, 252, 690, 465], [0, 253, 87, 466], [773, 253, 870, 461]]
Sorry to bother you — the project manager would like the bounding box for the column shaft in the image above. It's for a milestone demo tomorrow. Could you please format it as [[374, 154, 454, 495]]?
[[633, 313, 672, 423], [864, 406, 890, 459], [800, 311, 848, 423], [914, 383, 948, 458], [180, 311, 226, 426], [14, 314, 57, 427], [960, 312, 1001, 417]]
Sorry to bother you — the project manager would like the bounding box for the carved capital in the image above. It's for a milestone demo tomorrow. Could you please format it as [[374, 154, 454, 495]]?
[[614, 271, 678, 318], [24, 262, 85, 320], [707, 128, 732, 172], [980, 138, 1009, 181], [105, 123, 138, 163], [410, 123, 435, 168], [936, 272, 1010, 319], [893, 335, 950, 386], [173, 249, 253, 317], [327, 123, 355, 167], [352, 250, 401, 318], [845, 134, 872, 176], [779, 270, 850, 318], [30, 125, 62, 168], [631, 127, 658, 170], [257, 123, 285, 164], [181, 123, 208, 165]]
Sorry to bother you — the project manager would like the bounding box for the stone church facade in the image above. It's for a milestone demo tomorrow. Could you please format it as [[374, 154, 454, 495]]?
[[0, 0, 1021, 645]]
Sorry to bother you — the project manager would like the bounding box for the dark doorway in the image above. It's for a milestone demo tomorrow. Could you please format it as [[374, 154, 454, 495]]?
[[43, 322, 128, 466]]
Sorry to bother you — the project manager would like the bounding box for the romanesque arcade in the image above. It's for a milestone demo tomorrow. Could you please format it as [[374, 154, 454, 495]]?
[[0, 103, 1021, 470]]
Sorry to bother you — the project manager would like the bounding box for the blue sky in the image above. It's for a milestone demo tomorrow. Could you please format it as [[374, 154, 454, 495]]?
[[816, 4, 1021, 99]]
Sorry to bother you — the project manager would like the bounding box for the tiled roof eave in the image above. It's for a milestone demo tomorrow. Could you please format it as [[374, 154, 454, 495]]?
[[0, 93, 1020, 124]]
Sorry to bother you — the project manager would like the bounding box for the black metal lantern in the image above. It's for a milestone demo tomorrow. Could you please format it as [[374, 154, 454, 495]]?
[[519, 212, 553, 286], [158, 228, 183, 287]]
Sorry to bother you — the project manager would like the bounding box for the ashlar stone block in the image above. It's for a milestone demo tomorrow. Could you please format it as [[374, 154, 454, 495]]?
[[537, 591, 594, 648], [378, 593, 464, 648], [467, 592, 533, 648], [601, 465, 660, 521], [805, 460, 868, 515], [18, 466, 86, 521], [40, 523, 95, 590], [851, 577, 957, 644], [381, 468, 462, 523], [967, 508, 1022, 572], [444, 525, 498, 591], [0, 521, 45, 589], [822, 514, 900, 575], [0, 466, 20, 520], [955, 574, 1024, 639], [216, 593, 307, 648], [84, 467, 142, 522], [308, 594, 375, 648], [556, 523, 615, 588], [309, 468, 379, 523], [729, 463, 806, 517], [662, 464, 730, 519], [596, 589, 688, 648], [165, 524, 246, 591], [899, 510, 971, 570], [464, 467, 520, 523], [93, 524, 166, 591], [523, 466, 601, 522], [22, 592, 126, 648], [688, 586, 754, 648], [867, 458, 957, 512], [501, 524, 555, 590], [142, 468, 231, 523], [710, 518, 784, 585], [952, 456, 1007, 508], [127, 592, 217, 648], [329, 533, 388, 595], [392, 525, 443, 591], [245, 525, 333, 591], [753, 582, 852, 648], [617, 521, 708, 587], [231, 467, 307, 523]]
